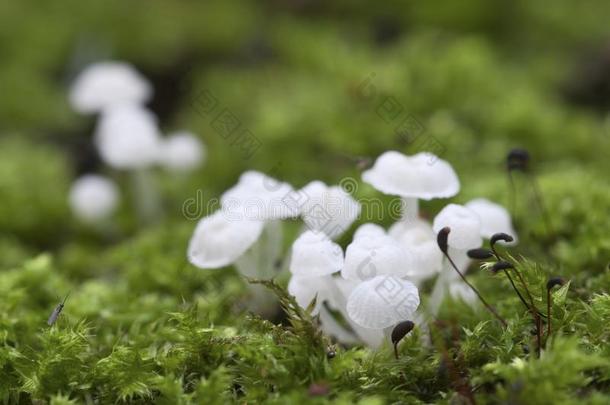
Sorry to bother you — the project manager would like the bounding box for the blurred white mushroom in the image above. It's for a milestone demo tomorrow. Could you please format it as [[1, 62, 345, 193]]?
[[346, 275, 420, 330], [362, 151, 459, 224], [68, 174, 119, 223], [69, 61, 152, 114], [94, 104, 161, 170], [465, 198, 518, 244], [159, 131, 206, 172], [432, 204, 482, 251]]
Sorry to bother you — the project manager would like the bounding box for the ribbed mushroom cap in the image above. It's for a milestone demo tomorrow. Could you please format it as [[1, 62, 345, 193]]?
[[465, 198, 518, 244], [187, 210, 265, 269], [298, 180, 361, 239], [432, 204, 482, 250], [346, 276, 420, 329], [70, 61, 152, 114], [221, 171, 296, 220], [342, 224, 410, 280], [289, 230, 344, 278], [362, 151, 460, 200]]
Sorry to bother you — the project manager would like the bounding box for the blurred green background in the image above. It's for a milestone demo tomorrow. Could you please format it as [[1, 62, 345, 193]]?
[[1, 1, 610, 403]]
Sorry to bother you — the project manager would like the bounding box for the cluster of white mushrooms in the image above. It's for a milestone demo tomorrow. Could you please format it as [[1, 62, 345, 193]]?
[[68, 61, 206, 224], [187, 150, 517, 348]]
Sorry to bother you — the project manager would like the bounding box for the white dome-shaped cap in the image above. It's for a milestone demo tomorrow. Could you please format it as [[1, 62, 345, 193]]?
[[433, 204, 482, 250], [353, 223, 386, 239], [346, 276, 420, 329], [465, 198, 518, 244], [68, 174, 119, 222], [289, 230, 344, 278], [389, 219, 443, 281], [221, 171, 297, 220], [95, 105, 161, 169], [288, 274, 334, 315], [362, 151, 460, 200], [159, 132, 206, 172], [69, 61, 152, 114], [342, 226, 410, 280], [187, 210, 265, 269], [298, 181, 361, 239]]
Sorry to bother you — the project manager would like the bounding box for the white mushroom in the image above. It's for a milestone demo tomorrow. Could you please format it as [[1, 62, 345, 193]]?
[[296, 180, 361, 239], [94, 104, 161, 170], [432, 204, 482, 251], [362, 151, 460, 223], [159, 132, 206, 172], [346, 276, 420, 329], [69, 61, 152, 114], [289, 230, 344, 278], [187, 210, 265, 269], [342, 223, 410, 281], [287, 274, 335, 315], [465, 198, 518, 244], [389, 218, 444, 282], [221, 171, 297, 221], [68, 174, 119, 223]]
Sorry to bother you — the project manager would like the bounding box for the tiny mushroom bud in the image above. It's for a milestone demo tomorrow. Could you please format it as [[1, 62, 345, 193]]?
[[467, 248, 495, 260], [391, 320, 415, 359], [490, 232, 514, 247], [491, 261, 514, 273], [436, 227, 450, 254], [547, 277, 565, 290], [507, 148, 530, 171]]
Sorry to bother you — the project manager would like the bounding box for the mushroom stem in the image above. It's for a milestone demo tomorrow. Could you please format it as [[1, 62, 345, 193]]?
[[131, 168, 162, 224], [442, 251, 507, 327], [401, 197, 419, 224]]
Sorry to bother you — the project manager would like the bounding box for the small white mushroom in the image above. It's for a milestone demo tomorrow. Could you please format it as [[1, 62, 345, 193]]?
[[342, 224, 410, 281], [432, 204, 482, 251], [221, 171, 297, 220], [362, 151, 460, 223], [465, 198, 518, 244], [287, 274, 335, 315], [69, 61, 152, 114], [187, 210, 265, 269], [159, 132, 206, 172], [389, 218, 444, 282], [289, 230, 344, 278], [346, 275, 420, 329], [353, 223, 386, 239], [95, 105, 162, 170], [295, 180, 361, 239], [68, 174, 119, 223]]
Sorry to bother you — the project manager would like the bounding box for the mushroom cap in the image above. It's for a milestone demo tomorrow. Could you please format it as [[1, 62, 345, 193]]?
[[346, 276, 420, 329], [342, 224, 410, 280], [353, 223, 386, 239], [68, 175, 119, 222], [389, 219, 444, 281], [94, 105, 161, 169], [221, 171, 297, 220], [432, 204, 482, 250], [289, 230, 344, 278], [298, 181, 361, 239], [465, 198, 518, 243], [362, 151, 460, 200], [187, 210, 265, 269], [288, 274, 335, 315], [159, 132, 206, 172], [69, 61, 152, 114]]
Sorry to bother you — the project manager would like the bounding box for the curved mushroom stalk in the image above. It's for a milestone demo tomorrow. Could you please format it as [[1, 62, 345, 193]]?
[[130, 167, 163, 225]]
